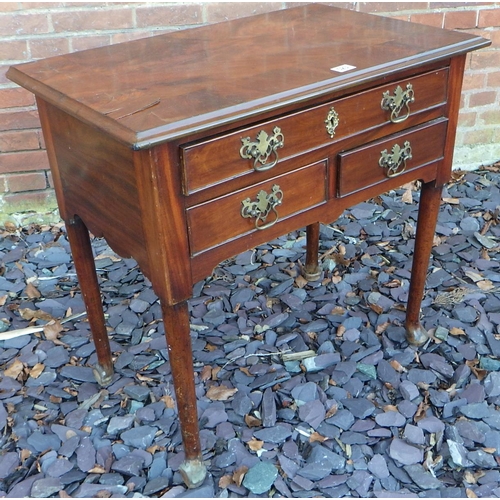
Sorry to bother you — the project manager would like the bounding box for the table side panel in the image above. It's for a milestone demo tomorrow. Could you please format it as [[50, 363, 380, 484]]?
[[38, 100, 150, 276]]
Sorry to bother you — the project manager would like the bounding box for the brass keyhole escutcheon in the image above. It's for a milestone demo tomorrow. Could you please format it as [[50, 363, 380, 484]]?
[[240, 127, 284, 172], [379, 141, 412, 178], [325, 107, 339, 138], [381, 83, 415, 123], [240, 184, 284, 230]]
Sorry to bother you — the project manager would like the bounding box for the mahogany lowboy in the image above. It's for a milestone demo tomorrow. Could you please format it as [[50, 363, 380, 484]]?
[[8, 5, 489, 487]]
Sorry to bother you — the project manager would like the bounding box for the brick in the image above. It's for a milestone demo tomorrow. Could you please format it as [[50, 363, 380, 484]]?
[[458, 110, 478, 127], [70, 35, 112, 52], [6, 172, 47, 192], [462, 71, 486, 91], [444, 10, 477, 29], [487, 69, 500, 87], [479, 108, 500, 124], [410, 12, 444, 28], [136, 4, 203, 27], [52, 7, 134, 33], [29, 37, 71, 59], [0, 3, 22, 12], [0, 40, 28, 61], [111, 31, 155, 44], [3, 190, 56, 212], [478, 8, 500, 27], [0, 130, 40, 152], [0, 11, 50, 35], [0, 151, 49, 174], [469, 89, 498, 106], [358, 2, 427, 13], [430, 2, 493, 7], [204, 2, 283, 23], [470, 49, 500, 70], [0, 110, 40, 132], [462, 127, 496, 145], [0, 88, 35, 109]]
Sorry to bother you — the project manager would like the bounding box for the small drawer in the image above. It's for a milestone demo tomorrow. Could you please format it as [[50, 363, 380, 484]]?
[[181, 68, 448, 194], [187, 160, 327, 255], [337, 118, 448, 197]]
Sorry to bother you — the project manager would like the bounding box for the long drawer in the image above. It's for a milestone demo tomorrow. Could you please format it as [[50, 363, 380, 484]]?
[[337, 118, 448, 197], [187, 160, 327, 255], [181, 68, 448, 194]]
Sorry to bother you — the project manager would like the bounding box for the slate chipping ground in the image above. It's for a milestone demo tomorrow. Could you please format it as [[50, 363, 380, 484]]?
[[0, 167, 499, 498]]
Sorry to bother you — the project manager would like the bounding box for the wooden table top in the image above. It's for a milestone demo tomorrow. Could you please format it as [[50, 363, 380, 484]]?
[[7, 4, 489, 148]]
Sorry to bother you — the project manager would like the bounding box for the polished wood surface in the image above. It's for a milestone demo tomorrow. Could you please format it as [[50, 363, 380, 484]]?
[[7, 5, 487, 148], [7, 4, 489, 488]]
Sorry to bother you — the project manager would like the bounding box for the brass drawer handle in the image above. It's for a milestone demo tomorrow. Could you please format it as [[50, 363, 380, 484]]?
[[240, 127, 284, 172], [381, 83, 415, 123], [325, 107, 339, 138], [379, 141, 412, 178], [241, 184, 283, 230]]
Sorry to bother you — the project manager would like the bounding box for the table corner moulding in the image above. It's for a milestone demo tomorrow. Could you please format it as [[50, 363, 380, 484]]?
[[7, 4, 490, 488]]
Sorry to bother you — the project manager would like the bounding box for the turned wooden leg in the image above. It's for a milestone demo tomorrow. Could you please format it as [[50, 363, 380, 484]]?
[[406, 181, 443, 346], [303, 222, 321, 281], [65, 216, 113, 385], [160, 300, 206, 488]]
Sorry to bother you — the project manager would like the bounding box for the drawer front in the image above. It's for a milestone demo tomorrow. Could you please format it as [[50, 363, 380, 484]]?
[[338, 119, 448, 197], [181, 68, 448, 194], [187, 160, 327, 255]]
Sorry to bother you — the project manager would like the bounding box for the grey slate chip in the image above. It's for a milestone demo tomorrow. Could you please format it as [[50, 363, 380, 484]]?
[[242, 461, 278, 494]]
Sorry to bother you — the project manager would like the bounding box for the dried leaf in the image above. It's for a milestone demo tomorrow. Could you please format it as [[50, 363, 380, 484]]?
[[401, 187, 413, 204], [465, 270, 484, 283], [466, 488, 478, 498], [218, 475, 233, 488], [30, 363, 45, 379], [247, 437, 264, 451], [233, 466, 248, 487], [0, 295, 7, 306], [43, 320, 64, 342], [369, 303, 383, 315], [25, 282, 41, 299], [383, 405, 399, 412], [309, 431, 328, 443], [295, 275, 307, 289], [477, 280, 494, 291], [160, 395, 176, 409], [390, 360, 407, 373], [450, 327, 466, 336], [443, 197, 460, 205], [482, 447, 496, 454], [375, 321, 390, 334], [244, 414, 262, 427], [20, 449, 31, 462], [200, 365, 212, 382], [239, 366, 253, 377], [19, 308, 53, 322], [4, 359, 24, 379], [206, 384, 238, 401], [464, 470, 477, 484], [325, 404, 338, 419], [336, 325, 346, 338], [88, 466, 106, 473]]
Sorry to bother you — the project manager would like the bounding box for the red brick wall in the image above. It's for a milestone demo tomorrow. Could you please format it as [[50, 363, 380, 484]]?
[[1, 2, 499, 218]]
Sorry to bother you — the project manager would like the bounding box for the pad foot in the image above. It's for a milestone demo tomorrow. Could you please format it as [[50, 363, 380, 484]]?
[[179, 458, 207, 489], [93, 363, 113, 386], [406, 323, 429, 347]]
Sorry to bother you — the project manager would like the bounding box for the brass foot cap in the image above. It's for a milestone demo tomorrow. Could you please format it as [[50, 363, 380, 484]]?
[[406, 324, 429, 347], [179, 458, 207, 489], [303, 265, 321, 282], [92, 364, 114, 387]]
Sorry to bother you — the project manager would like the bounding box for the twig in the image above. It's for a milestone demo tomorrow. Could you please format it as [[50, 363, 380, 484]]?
[[0, 311, 87, 341]]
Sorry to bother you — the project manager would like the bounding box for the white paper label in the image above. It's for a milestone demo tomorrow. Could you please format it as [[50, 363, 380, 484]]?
[[330, 64, 356, 73]]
